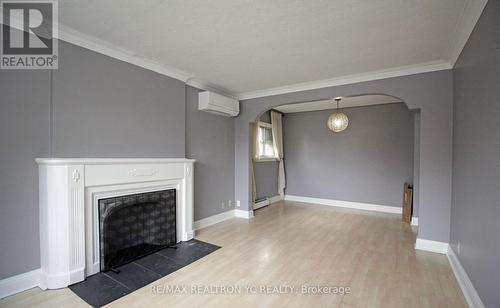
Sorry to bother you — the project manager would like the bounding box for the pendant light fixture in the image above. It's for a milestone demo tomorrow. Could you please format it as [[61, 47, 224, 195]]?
[[327, 97, 349, 132]]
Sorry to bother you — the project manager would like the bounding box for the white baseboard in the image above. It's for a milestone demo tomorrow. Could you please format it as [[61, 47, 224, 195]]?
[[0, 269, 41, 299], [411, 216, 419, 226], [447, 247, 485, 308], [194, 210, 235, 230], [269, 195, 282, 204], [194, 208, 254, 231], [234, 209, 254, 219], [284, 195, 402, 214], [415, 238, 449, 254]]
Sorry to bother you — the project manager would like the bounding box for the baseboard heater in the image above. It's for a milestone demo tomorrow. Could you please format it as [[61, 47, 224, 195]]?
[[253, 197, 270, 210]]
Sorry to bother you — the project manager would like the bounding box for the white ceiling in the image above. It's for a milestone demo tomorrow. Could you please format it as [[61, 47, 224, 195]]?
[[57, 0, 487, 99], [275, 94, 402, 113]]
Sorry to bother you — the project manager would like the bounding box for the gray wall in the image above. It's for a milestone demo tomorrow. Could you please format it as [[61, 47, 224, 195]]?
[[412, 111, 421, 217], [283, 103, 413, 207], [259, 110, 271, 123], [185, 86, 235, 220], [0, 71, 51, 280], [254, 161, 278, 200], [408, 111, 414, 185], [236, 70, 453, 243], [0, 42, 229, 279], [52, 42, 186, 157], [254, 110, 279, 200], [450, 1, 500, 307]]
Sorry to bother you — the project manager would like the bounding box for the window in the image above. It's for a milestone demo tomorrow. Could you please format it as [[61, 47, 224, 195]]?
[[256, 122, 277, 160]]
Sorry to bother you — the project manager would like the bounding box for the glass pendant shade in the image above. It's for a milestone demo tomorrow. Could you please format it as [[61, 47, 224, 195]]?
[[327, 97, 349, 132], [327, 112, 349, 132]]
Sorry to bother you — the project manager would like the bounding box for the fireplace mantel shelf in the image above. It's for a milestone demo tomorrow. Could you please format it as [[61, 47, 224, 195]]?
[[36, 158, 196, 165]]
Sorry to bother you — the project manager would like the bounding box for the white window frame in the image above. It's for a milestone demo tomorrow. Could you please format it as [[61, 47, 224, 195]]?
[[255, 121, 279, 162]]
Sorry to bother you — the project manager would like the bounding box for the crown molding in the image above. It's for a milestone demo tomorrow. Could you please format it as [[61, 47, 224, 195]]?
[[1, 12, 195, 82], [57, 24, 193, 82], [236, 60, 452, 100], [58, 25, 238, 97], [3, 15, 231, 89], [3, 1, 485, 100], [446, 0, 488, 66]]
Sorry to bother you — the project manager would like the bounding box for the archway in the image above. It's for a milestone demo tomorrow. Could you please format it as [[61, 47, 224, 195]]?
[[234, 71, 453, 244], [251, 94, 420, 221]]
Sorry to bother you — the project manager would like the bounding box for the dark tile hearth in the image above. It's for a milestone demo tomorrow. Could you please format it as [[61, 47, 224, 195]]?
[[157, 239, 218, 265], [69, 239, 220, 307], [105, 262, 161, 290], [69, 274, 130, 308], [134, 252, 182, 276]]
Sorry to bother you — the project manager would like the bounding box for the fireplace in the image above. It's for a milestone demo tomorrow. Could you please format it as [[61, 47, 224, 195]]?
[[99, 189, 176, 271], [36, 158, 195, 289]]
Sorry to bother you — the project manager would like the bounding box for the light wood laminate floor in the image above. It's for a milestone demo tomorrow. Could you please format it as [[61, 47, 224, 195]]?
[[1, 201, 466, 308]]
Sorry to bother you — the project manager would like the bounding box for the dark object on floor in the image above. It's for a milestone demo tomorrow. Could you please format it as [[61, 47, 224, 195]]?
[[69, 239, 220, 307], [402, 182, 413, 223]]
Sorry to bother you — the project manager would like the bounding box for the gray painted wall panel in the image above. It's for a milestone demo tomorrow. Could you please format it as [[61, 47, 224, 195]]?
[[412, 111, 420, 217], [0, 70, 51, 279], [52, 42, 186, 157], [185, 86, 235, 220], [283, 103, 412, 207], [254, 161, 278, 200], [408, 111, 414, 185], [450, 2, 500, 307], [259, 110, 271, 123]]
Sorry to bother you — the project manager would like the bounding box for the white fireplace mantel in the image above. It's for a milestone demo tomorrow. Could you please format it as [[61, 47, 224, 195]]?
[[36, 158, 195, 289]]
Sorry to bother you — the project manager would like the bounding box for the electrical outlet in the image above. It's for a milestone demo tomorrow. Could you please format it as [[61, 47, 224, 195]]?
[[457, 242, 461, 255], [236, 200, 240, 208], [221, 201, 225, 209]]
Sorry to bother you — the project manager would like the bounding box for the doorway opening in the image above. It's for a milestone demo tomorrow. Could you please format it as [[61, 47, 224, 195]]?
[[251, 94, 420, 224]]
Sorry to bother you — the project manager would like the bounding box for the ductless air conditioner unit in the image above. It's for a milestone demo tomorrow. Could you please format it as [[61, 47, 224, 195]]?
[[198, 91, 239, 117]]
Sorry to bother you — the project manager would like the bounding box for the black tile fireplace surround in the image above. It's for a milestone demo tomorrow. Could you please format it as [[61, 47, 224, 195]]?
[[98, 189, 177, 271]]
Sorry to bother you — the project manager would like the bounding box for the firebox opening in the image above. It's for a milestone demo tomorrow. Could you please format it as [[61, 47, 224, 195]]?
[[98, 189, 177, 271]]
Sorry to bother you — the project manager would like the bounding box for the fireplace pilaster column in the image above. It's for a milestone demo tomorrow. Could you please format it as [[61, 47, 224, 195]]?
[[38, 164, 85, 289]]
